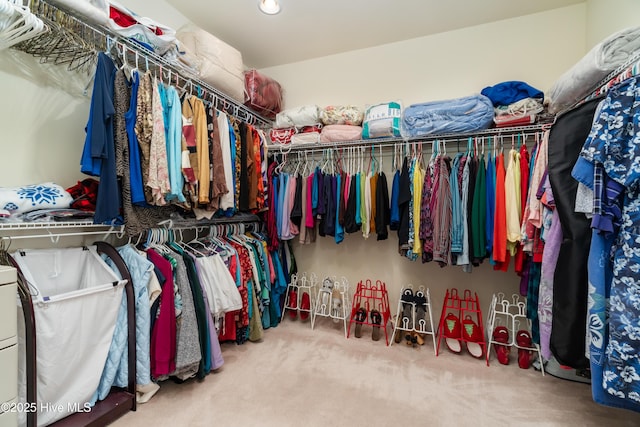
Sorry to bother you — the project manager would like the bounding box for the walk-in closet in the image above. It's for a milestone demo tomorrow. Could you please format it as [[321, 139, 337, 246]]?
[[2, 0, 640, 426]]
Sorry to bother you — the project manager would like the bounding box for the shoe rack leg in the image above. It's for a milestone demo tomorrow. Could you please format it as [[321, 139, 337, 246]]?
[[426, 289, 437, 355]]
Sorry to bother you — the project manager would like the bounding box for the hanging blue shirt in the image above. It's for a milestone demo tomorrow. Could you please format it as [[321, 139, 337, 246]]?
[[124, 71, 147, 207], [389, 169, 401, 230], [450, 154, 464, 254], [355, 172, 362, 226], [335, 173, 344, 244], [163, 86, 185, 203], [225, 118, 237, 216], [80, 53, 121, 224]]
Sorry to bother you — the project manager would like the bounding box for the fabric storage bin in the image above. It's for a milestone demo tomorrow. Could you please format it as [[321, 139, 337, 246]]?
[[13, 246, 126, 427], [320, 105, 364, 126], [320, 125, 363, 142], [244, 70, 283, 119], [176, 24, 246, 102], [274, 105, 322, 129]]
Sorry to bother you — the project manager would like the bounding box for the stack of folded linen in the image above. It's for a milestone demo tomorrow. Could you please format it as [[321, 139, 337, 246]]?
[[320, 105, 364, 142], [270, 105, 323, 144], [481, 81, 544, 128]]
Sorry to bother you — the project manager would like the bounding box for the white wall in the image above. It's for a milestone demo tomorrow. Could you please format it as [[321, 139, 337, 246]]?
[[586, 0, 640, 49], [0, 2, 610, 322], [0, 0, 191, 189], [261, 5, 587, 110], [261, 5, 588, 315]]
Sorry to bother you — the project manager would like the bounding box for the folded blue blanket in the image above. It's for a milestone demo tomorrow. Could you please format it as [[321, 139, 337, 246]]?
[[402, 94, 494, 137], [481, 81, 543, 106]]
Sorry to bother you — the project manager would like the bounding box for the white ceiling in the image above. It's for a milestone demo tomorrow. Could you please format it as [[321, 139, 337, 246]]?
[[166, 0, 585, 69]]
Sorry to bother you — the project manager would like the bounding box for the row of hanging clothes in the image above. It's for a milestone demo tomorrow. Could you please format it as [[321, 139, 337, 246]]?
[[264, 133, 545, 271], [90, 222, 294, 405], [81, 46, 269, 236], [391, 133, 545, 272], [263, 146, 392, 251]]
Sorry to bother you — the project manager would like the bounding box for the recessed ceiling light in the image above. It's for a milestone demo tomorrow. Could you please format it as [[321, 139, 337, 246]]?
[[259, 0, 281, 15]]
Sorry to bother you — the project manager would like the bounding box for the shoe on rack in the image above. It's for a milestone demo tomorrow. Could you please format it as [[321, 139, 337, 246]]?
[[462, 315, 484, 359], [394, 315, 403, 343], [299, 292, 311, 321], [331, 288, 342, 322], [320, 278, 334, 308], [492, 326, 511, 365], [371, 309, 383, 341], [443, 312, 462, 353], [400, 288, 415, 329], [413, 331, 425, 346], [353, 307, 367, 338], [516, 330, 533, 369], [288, 289, 298, 320], [414, 290, 428, 332]]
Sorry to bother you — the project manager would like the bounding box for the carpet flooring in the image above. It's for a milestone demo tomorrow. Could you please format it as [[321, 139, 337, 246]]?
[[112, 318, 640, 427]]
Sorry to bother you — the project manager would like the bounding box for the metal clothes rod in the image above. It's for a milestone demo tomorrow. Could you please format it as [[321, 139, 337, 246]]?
[[267, 124, 550, 154], [22, 0, 272, 128]]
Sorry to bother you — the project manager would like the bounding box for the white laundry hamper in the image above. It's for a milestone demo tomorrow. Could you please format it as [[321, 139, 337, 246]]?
[[12, 246, 126, 427]]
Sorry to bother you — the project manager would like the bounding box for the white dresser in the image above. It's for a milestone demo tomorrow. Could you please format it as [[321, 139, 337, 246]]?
[[0, 266, 17, 427]]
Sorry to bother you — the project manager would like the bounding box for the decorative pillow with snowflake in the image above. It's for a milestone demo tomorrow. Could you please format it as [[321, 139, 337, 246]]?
[[0, 182, 74, 216]]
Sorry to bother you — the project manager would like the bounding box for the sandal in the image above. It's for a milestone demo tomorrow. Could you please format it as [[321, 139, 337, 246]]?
[[354, 307, 367, 338], [462, 315, 484, 358], [331, 288, 342, 322], [492, 326, 510, 365], [288, 289, 298, 320], [400, 288, 414, 330], [516, 330, 533, 369], [443, 312, 462, 353], [371, 309, 382, 341], [299, 292, 310, 321], [414, 290, 427, 332]]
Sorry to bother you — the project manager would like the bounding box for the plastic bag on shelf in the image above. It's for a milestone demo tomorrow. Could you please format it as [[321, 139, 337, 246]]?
[[244, 69, 283, 119], [362, 101, 402, 139]]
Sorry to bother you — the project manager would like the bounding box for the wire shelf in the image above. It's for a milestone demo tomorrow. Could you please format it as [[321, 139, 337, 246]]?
[[0, 220, 119, 230], [266, 123, 550, 153], [19, 0, 272, 128]]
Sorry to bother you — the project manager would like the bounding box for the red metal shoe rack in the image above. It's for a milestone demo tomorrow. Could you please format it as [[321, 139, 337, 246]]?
[[436, 288, 488, 365], [347, 279, 392, 345]]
